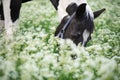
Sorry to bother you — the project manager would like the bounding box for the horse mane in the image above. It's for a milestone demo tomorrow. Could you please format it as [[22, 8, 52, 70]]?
[[82, 5, 94, 33]]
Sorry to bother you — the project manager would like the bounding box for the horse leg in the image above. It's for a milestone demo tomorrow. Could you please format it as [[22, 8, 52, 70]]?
[[2, 0, 13, 41]]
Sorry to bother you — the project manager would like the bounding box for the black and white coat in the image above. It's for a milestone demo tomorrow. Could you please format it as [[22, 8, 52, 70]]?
[[51, 0, 94, 46], [51, 0, 105, 46], [0, 0, 31, 40]]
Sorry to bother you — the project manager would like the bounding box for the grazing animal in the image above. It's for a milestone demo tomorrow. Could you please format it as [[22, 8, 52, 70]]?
[[51, 0, 105, 46], [0, 0, 31, 40]]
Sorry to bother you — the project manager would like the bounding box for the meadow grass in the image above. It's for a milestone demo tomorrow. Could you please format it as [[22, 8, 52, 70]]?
[[0, 0, 120, 80]]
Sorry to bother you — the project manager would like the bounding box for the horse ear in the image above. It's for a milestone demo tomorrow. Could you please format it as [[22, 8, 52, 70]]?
[[66, 3, 77, 15], [76, 3, 86, 18], [93, 8, 106, 19]]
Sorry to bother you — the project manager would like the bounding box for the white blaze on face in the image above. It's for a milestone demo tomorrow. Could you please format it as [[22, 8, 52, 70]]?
[[58, 0, 88, 21], [82, 29, 90, 46]]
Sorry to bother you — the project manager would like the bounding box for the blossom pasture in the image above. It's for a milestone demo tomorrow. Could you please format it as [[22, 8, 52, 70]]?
[[0, 0, 120, 80]]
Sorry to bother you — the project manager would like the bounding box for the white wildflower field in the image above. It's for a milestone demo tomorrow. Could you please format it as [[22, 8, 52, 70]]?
[[0, 0, 120, 80]]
